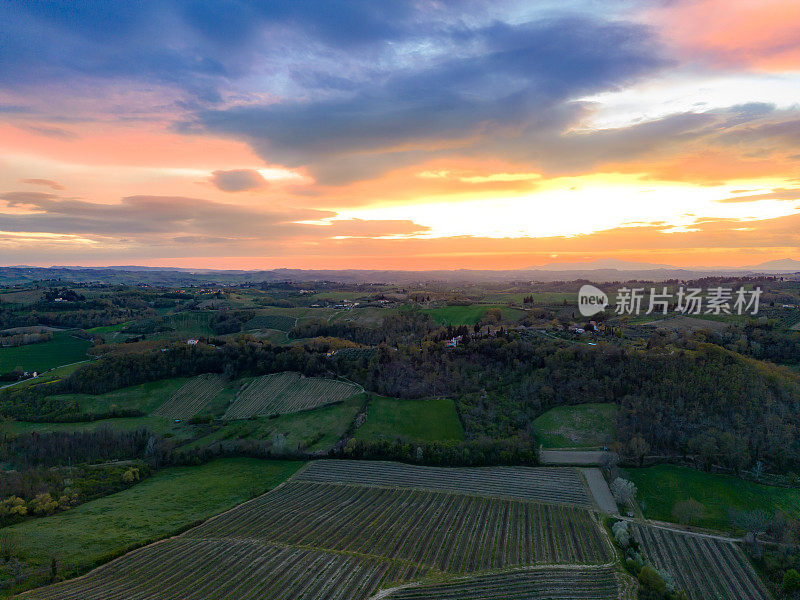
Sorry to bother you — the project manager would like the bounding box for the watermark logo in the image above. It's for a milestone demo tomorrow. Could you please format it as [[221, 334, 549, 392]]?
[[576, 285, 762, 317], [578, 284, 609, 317]]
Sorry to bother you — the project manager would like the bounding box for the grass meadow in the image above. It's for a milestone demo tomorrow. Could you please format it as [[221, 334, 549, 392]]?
[[532, 403, 617, 448], [5, 459, 303, 594], [626, 464, 800, 531], [355, 396, 464, 443], [0, 333, 91, 373]]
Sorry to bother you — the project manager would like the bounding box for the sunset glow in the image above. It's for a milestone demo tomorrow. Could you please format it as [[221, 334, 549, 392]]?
[[2, 1, 799, 269]]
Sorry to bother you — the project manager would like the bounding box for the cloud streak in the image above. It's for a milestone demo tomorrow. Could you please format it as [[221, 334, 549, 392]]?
[[210, 169, 268, 192]]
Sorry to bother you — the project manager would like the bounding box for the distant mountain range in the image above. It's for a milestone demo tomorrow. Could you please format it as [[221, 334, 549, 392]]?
[[0, 258, 797, 285], [531, 258, 800, 272], [533, 259, 676, 271]]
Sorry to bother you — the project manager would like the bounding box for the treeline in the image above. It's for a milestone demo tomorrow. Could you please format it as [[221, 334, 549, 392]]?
[[701, 324, 800, 366], [0, 339, 329, 420], [355, 336, 800, 471], [0, 307, 149, 330], [290, 311, 438, 346], [330, 436, 538, 466], [208, 310, 255, 335], [0, 330, 52, 348], [168, 433, 537, 468], [3, 317, 799, 472], [3, 428, 154, 468], [0, 462, 148, 526]]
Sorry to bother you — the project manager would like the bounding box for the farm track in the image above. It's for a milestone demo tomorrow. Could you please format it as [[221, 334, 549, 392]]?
[[631, 522, 771, 600], [298, 459, 594, 508], [224, 372, 361, 419], [153, 374, 225, 419], [379, 565, 622, 600]]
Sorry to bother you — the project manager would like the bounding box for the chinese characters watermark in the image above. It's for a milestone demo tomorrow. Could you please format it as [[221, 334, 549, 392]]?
[[578, 284, 761, 317]]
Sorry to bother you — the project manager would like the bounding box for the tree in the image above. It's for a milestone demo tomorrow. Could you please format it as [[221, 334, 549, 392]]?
[[482, 308, 502, 325], [610, 477, 637, 508], [628, 436, 650, 466], [672, 498, 705, 526], [122, 467, 140, 483], [271, 433, 287, 453], [638, 565, 667, 594], [731, 509, 770, 557], [612, 520, 630, 548], [783, 569, 800, 597], [600, 452, 620, 479], [50, 556, 58, 582], [29, 493, 58, 516], [0, 496, 27, 519]]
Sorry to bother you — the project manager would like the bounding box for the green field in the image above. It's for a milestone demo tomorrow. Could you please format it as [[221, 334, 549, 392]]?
[[84, 321, 132, 334], [4, 415, 190, 438], [502, 292, 577, 305], [51, 377, 189, 415], [421, 304, 524, 326], [0, 332, 91, 373], [331, 306, 396, 326], [532, 403, 617, 448], [247, 328, 289, 344], [243, 313, 297, 332], [4, 458, 303, 595], [161, 311, 214, 336], [356, 396, 464, 442], [0, 288, 43, 305], [187, 394, 366, 452], [0, 361, 88, 392], [626, 464, 800, 531]]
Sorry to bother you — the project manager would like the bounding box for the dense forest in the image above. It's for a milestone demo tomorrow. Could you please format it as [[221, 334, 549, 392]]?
[[3, 306, 798, 473]]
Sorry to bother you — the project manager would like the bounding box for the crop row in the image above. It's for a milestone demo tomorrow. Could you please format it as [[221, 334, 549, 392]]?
[[153, 374, 226, 419], [631, 523, 770, 600], [297, 459, 593, 508], [224, 372, 360, 419], [384, 565, 622, 599], [22, 537, 410, 600], [188, 481, 613, 571], [243, 314, 297, 332]]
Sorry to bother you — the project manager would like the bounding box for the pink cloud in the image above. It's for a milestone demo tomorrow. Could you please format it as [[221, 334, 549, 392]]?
[[653, 0, 800, 70]]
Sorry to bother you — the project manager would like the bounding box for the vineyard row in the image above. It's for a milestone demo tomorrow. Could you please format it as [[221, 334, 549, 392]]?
[[298, 459, 593, 508], [188, 481, 613, 571]]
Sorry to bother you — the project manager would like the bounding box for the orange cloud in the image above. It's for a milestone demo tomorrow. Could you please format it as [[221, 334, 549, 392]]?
[[6, 202, 799, 270], [0, 123, 262, 169], [616, 151, 795, 185]]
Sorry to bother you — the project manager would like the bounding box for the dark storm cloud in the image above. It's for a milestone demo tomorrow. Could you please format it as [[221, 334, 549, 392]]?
[[0, 1, 671, 183], [0, 1, 423, 100], [189, 16, 668, 181], [210, 169, 268, 192]]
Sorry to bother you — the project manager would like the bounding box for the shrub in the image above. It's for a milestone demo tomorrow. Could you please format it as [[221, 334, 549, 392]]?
[[783, 569, 800, 595], [29, 493, 58, 516], [612, 520, 631, 548], [672, 498, 705, 526], [639, 565, 667, 594]]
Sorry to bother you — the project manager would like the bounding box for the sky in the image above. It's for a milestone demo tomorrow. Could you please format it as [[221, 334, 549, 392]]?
[[1, 0, 799, 270]]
